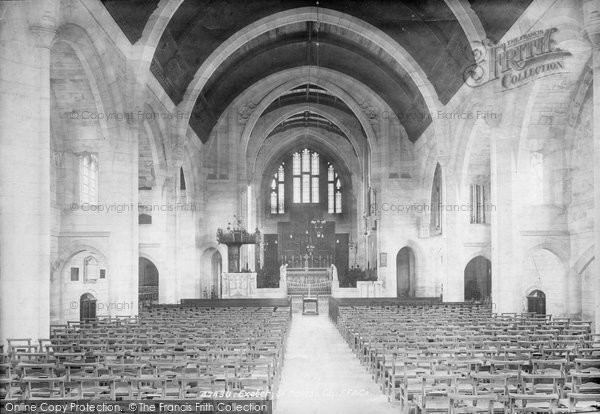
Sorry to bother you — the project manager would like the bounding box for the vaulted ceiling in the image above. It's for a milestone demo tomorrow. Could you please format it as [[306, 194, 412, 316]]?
[[101, 0, 533, 143]]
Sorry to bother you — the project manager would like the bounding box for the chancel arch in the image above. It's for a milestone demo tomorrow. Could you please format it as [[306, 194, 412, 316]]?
[[237, 67, 387, 159], [252, 129, 361, 195], [246, 102, 368, 178], [255, 138, 357, 288], [257, 139, 357, 223]]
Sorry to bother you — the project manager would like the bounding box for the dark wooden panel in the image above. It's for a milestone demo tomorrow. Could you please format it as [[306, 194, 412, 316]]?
[[335, 233, 349, 284], [261, 233, 279, 288], [177, 298, 291, 308]]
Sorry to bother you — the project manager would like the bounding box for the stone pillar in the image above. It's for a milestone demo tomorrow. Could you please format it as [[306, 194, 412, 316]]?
[[489, 122, 518, 314], [583, 0, 600, 331], [0, 2, 58, 343], [227, 245, 241, 273], [439, 156, 463, 302]]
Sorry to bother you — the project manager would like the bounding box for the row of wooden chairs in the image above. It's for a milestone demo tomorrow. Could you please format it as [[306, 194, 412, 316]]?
[[0, 306, 291, 401], [336, 304, 600, 413]]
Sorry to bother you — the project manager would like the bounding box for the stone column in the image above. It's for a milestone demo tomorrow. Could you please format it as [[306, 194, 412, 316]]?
[[489, 121, 518, 314], [227, 244, 241, 273], [583, 0, 600, 331], [0, 2, 58, 343]]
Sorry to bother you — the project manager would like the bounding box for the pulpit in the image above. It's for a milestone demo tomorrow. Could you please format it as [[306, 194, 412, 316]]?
[[216, 225, 261, 298], [216, 228, 261, 272]]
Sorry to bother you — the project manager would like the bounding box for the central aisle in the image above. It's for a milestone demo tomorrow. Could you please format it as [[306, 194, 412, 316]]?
[[275, 310, 398, 414]]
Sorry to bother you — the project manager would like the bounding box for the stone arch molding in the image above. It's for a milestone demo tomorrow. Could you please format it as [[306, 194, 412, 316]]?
[[247, 103, 366, 180], [524, 243, 569, 274], [512, 13, 591, 170], [252, 129, 359, 192], [387, 240, 426, 295], [236, 67, 386, 157], [176, 7, 442, 137], [138, 250, 161, 270], [135, 0, 186, 82], [521, 284, 546, 310], [52, 24, 125, 134], [141, 104, 169, 174], [51, 243, 108, 279], [198, 242, 227, 266], [465, 251, 491, 265], [456, 120, 492, 200], [399, 240, 426, 274]]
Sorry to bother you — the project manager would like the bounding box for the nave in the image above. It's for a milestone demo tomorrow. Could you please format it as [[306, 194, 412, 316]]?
[[3, 298, 600, 413], [276, 304, 397, 414]]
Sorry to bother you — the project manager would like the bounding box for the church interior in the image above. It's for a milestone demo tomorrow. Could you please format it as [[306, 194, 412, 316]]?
[[1, 0, 600, 412]]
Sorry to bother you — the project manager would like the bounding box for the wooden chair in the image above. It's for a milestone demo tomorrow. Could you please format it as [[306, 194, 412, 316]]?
[[178, 376, 215, 399], [416, 373, 460, 413], [68, 375, 112, 399], [566, 392, 600, 412], [23, 377, 66, 399], [507, 392, 560, 413], [448, 392, 497, 414]]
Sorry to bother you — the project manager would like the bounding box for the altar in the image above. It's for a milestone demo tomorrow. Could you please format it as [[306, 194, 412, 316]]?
[[285, 268, 331, 295]]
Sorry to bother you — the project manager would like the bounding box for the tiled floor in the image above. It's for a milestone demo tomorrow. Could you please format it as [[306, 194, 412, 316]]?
[[275, 308, 398, 414]]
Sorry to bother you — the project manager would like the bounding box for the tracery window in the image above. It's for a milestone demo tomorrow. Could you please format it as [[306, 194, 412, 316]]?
[[270, 149, 342, 214], [294, 149, 320, 203], [469, 183, 487, 224]]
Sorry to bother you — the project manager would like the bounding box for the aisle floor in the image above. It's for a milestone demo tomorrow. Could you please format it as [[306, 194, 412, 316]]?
[[275, 309, 398, 414]]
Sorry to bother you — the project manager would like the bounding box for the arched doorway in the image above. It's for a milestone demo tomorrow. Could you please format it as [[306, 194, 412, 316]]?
[[139, 257, 159, 306], [527, 290, 546, 315], [211, 251, 222, 298], [464, 256, 491, 301], [396, 247, 415, 297], [80, 293, 97, 322]]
